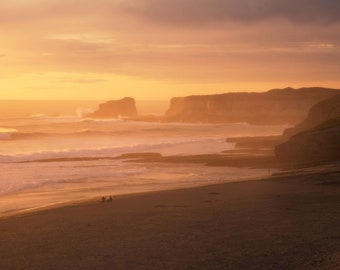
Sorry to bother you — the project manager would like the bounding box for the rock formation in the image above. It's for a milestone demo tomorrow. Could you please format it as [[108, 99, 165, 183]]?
[[165, 87, 340, 125], [87, 97, 137, 119], [275, 95, 340, 166], [275, 118, 340, 166], [283, 95, 340, 137]]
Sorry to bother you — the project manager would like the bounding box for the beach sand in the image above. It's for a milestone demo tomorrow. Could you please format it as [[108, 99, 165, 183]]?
[[0, 164, 339, 270]]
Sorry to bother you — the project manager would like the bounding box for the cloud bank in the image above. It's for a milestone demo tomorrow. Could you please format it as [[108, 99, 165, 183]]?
[[0, 0, 339, 97], [121, 0, 340, 25]]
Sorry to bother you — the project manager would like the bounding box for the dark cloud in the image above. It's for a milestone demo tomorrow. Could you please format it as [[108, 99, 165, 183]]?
[[122, 0, 340, 25], [1, 0, 339, 86]]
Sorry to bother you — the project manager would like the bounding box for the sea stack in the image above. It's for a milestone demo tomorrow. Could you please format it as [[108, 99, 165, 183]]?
[[87, 97, 138, 119]]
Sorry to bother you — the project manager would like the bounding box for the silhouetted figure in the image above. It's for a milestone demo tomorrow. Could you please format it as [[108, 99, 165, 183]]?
[[101, 196, 113, 203]]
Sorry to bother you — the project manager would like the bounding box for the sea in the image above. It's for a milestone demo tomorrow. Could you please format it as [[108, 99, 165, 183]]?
[[0, 100, 288, 216]]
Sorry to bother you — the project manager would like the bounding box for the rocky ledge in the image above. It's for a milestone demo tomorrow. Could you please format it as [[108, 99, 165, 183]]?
[[283, 95, 340, 137], [276, 117, 340, 166]]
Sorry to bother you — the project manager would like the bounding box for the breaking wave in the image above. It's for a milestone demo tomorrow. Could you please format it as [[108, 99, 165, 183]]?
[[0, 128, 18, 140], [0, 129, 155, 140], [0, 137, 226, 163], [29, 114, 82, 121]]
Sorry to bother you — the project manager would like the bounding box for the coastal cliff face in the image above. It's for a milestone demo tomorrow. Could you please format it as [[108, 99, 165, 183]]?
[[283, 95, 340, 137], [87, 97, 137, 119], [165, 87, 340, 124], [275, 120, 340, 166], [275, 95, 340, 166]]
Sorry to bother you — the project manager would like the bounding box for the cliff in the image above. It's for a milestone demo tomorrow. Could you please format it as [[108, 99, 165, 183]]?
[[87, 97, 137, 119], [275, 118, 340, 166], [165, 87, 340, 125], [283, 95, 340, 137], [275, 94, 340, 166]]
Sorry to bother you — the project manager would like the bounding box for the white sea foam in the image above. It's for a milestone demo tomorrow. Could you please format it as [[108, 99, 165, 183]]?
[[0, 128, 18, 140], [0, 160, 150, 195], [29, 114, 82, 122], [76, 107, 95, 118], [81, 118, 125, 124], [0, 160, 270, 215], [0, 115, 288, 216], [1, 137, 229, 163]]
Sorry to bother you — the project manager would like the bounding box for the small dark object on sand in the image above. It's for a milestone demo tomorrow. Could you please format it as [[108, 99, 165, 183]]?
[[101, 196, 113, 203]]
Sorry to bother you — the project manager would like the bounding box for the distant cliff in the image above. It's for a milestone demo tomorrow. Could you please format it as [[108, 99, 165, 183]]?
[[165, 87, 340, 125], [275, 118, 340, 166], [87, 97, 137, 119], [283, 95, 340, 137]]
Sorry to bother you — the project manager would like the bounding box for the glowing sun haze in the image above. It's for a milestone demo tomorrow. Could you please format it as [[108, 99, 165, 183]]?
[[1, 0, 340, 100]]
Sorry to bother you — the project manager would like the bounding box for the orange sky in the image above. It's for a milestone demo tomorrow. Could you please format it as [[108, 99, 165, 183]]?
[[1, 0, 339, 100]]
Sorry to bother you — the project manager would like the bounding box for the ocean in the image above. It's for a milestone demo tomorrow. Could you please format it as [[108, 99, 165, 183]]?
[[0, 100, 287, 216]]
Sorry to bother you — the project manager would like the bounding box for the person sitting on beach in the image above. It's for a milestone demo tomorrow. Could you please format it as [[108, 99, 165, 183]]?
[[101, 196, 113, 202]]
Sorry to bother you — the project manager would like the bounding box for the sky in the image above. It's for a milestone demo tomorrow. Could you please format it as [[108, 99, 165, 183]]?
[[0, 0, 340, 100]]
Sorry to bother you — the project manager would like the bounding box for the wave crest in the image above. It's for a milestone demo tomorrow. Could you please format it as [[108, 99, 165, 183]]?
[[0, 128, 18, 140]]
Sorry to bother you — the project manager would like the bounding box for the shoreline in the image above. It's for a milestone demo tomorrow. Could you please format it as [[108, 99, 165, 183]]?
[[0, 171, 274, 220], [0, 163, 339, 269], [0, 157, 338, 220], [0, 150, 278, 218]]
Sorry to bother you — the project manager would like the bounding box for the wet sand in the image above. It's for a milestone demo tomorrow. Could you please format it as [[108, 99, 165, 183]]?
[[0, 164, 339, 270]]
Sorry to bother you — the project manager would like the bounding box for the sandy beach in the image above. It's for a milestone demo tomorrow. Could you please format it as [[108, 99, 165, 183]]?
[[2, 0, 340, 268], [0, 163, 339, 270]]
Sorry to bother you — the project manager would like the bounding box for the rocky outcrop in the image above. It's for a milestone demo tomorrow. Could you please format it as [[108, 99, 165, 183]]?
[[275, 95, 340, 166], [87, 97, 137, 119], [275, 118, 340, 166], [165, 87, 340, 125], [283, 95, 340, 137]]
